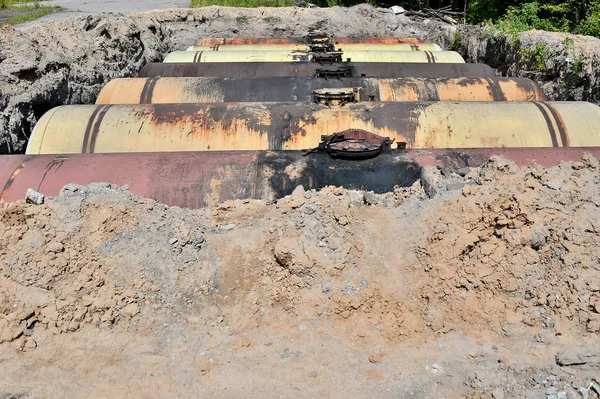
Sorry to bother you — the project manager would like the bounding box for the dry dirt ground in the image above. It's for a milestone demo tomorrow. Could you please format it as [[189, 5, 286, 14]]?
[[2, 156, 600, 398]]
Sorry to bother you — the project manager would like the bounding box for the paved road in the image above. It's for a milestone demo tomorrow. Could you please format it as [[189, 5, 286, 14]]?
[[17, 0, 190, 27]]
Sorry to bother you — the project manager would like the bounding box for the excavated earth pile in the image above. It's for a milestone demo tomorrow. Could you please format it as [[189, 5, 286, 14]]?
[[2, 156, 600, 397]]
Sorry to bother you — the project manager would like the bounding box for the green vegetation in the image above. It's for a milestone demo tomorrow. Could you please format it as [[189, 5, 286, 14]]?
[[518, 42, 555, 72], [190, 0, 293, 7], [469, 0, 600, 38], [0, 0, 62, 25], [450, 31, 463, 51]]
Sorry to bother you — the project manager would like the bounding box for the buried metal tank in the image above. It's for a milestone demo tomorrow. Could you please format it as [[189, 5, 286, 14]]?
[[138, 62, 496, 78], [185, 43, 442, 52], [162, 50, 465, 63], [27, 102, 600, 155], [2, 148, 599, 208], [197, 37, 425, 46], [96, 77, 547, 104]]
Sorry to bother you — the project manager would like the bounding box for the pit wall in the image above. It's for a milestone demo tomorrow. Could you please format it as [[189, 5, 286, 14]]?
[[0, 4, 599, 154]]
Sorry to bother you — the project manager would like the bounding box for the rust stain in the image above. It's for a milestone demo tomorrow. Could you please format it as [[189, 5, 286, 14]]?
[[138, 63, 497, 79], [1, 157, 32, 205], [100, 77, 549, 105]]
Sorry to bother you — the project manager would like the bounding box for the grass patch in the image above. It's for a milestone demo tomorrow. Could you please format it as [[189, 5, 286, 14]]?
[[5, 6, 62, 24], [0, 0, 63, 25], [191, 0, 294, 7]]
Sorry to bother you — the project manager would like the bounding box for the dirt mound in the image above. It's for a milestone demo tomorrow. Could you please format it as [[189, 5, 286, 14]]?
[[420, 154, 600, 336], [2, 157, 600, 397]]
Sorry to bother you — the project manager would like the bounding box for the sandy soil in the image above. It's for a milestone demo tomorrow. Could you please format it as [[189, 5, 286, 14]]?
[[2, 155, 600, 398]]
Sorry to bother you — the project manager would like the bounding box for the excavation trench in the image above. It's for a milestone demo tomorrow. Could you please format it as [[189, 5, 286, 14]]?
[[1, 4, 599, 154]]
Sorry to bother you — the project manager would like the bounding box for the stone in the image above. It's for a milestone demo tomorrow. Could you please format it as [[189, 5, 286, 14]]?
[[556, 348, 600, 367], [169, 237, 178, 245], [302, 204, 317, 215], [390, 5, 405, 14], [420, 166, 443, 199], [348, 190, 365, 207], [543, 180, 562, 190], [220, 224, 236, 231], [192, 235, 206, 249], [299, 325, 307, 331], [25, 188, 44, 205], [531, 228, 550, 250], [447, 182, 465, 191], [93, 20, 108, 36], [456, 167, 471, 177], [121, 303, 140, 318], [45, 241, 64, 253], [440, 166, 453, 177], [291, 185, 305, 198], [492, 388, 505, 399], [363, 192, 379, 205], [566, 389, 580, 399]]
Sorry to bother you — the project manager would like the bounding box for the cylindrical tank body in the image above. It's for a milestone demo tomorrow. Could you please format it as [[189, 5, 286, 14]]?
[[138, 62, 496, 78], [138, 62, 497, 78], [3, 148, 598, 208], [186, 43, 442, 52], [197, 37, 425, 46], [163, 50, 465, 63], [27, 102, 599, 154], [96, 77, 547, 104]]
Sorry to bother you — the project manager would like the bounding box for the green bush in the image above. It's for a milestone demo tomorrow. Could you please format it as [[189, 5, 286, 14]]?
[[575, 15, 600, 37], [491, 2, 567, 34], [468, 0, 598, 36]]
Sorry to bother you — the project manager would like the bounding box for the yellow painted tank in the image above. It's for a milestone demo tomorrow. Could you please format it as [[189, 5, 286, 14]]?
[[162, 50, 465, 63], [27, 102, 597, 154], [95, 77, 547, 104], [185, 43, 443, 52]]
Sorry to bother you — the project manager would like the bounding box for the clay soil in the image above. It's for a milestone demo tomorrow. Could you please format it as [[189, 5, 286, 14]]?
[[1, 156, 600, 397]]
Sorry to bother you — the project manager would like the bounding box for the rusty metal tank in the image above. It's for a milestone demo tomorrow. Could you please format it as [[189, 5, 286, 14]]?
[[3, 148, 598, 208], [197, 37, 425, 46], [186, 43, 443, 52], [96, 77, 547, 104], [138, 62, 496, 78], [27, 102, 599, 154], [162, 50, 465, 63]]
